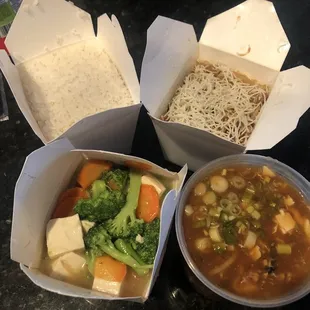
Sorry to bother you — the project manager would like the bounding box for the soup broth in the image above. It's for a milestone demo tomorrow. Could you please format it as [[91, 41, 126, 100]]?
[[183, 165, 310, 298]]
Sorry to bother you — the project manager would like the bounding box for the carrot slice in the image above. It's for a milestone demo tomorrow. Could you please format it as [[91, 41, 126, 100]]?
[[52, 196, 81, 219], [94, 256, 127, 282], [58, 187, 89, 204], [52, 188, 89, 219], [136, 184, 160, 223], [77, 160, 112, 189]]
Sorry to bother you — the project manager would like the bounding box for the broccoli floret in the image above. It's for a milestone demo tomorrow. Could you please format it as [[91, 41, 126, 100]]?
[[129, 218, 160, 265], [91, 180, 106, 199], [84, 223, 153, 275], [105, 171, 144, 238], [102, 169, 129, 191], [74, 189, 126, 222]]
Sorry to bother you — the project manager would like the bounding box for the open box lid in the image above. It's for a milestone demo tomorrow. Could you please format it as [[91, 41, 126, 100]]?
[[199, 0, 290, 72], [0, 0, 140, 149], [246, 65, 310, 150], [141, 0, 310, 152]]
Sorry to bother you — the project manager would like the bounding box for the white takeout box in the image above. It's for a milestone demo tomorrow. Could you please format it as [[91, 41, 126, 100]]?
[[141, 0, 310, 171], [10, 138, 187, 301], [0, 0, 141, 154]]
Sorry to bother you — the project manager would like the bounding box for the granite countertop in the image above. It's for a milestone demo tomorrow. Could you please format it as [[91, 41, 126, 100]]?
[[1, 0, 310, 309]]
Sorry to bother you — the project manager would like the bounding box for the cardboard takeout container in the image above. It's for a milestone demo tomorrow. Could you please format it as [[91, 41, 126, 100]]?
[[141, 0, 310, 171], [10, 138, 187, 301], [0, 0, 141, 154]]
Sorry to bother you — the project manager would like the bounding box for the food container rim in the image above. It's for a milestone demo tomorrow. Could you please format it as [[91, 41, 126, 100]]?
[[175, 154, 310, 308]]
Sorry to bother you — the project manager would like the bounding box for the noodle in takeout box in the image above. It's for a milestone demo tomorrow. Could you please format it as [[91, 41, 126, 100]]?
[[10, 138, 187, 301], [141, 0, 310, 171], [0, 0, 140, 153]]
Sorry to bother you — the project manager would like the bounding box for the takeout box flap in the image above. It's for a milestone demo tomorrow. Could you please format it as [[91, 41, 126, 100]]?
[[151, 117, 244, 171], [57, 103, 142, 153], [199, 0, 290, 72], [146, 165, 187, 297], [5, 0, 94, 64], [97, 14, 139, 103], [12, 139, 188, 300], [246, 65, 310, 150], [140, 15, 198, 116]]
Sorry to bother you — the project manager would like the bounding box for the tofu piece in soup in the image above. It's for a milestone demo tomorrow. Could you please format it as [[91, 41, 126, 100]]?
[[46, 214, 84, 258], [275, 212, 296, 234], [92, 278, 123, 296], [50, 252, 86, 280]]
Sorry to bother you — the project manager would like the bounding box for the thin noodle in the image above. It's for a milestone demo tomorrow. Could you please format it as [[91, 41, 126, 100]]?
[[163, 62, 269, 146]]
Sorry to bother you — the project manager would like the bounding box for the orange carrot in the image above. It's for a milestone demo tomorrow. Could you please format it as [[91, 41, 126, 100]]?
[[136, 184, 160, 223], [57, 187, 89, 204], [94, 256, 127, 282], [77, 160, 112, 189], [52, 187, 89, 219], [52, 197, 80, 219]]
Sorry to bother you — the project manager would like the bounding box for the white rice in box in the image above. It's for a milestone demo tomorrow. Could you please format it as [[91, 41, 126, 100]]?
[[18, 38, 133, 141]]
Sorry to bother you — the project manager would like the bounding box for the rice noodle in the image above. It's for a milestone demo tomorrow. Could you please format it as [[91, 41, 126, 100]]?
[[163, 62, 269, 146]]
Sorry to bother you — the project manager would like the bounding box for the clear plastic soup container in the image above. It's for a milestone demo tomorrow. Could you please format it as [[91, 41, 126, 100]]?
[[175, 154, 310, 308]]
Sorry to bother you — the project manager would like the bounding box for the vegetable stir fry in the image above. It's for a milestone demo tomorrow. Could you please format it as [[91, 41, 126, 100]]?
[[183, 165, 310, 298], [43, 160, 167, 297]]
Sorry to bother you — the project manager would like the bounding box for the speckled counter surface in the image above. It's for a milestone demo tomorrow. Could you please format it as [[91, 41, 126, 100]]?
[[1, 0, 310, 309]]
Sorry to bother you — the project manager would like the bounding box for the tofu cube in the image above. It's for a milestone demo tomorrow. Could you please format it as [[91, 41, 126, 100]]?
[[141, 174, 166, 197], [50, 252, 86, 280], [92, 277, 122, 296], [275, 212, 296, 234], [46, 214, 84, 258]]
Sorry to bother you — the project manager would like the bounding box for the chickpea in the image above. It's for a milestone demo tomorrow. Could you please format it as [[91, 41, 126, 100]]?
[[194, 182, 207, 196]]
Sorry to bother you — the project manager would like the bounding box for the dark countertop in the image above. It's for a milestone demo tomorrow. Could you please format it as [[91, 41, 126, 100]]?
[[1, 0, 310, 309]]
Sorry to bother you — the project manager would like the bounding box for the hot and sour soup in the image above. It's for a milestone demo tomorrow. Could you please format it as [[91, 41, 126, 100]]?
[[183, 165, 310, 298]]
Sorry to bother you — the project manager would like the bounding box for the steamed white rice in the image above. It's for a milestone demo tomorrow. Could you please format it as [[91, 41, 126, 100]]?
[[17, 38, 133, 141]]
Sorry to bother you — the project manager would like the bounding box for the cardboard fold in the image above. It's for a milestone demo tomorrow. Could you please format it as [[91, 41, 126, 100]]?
[[97, 14, 140, 103], [246, 65, 310, 150]]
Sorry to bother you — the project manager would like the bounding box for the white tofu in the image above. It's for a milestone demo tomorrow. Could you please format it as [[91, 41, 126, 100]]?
[[50, 252, 86, 280], [92, 277, 122, 296], [46, 214, 84, 259], [275, 212, 296, 234], [141, 174, 166, 197], [81, 220, 95, 234]]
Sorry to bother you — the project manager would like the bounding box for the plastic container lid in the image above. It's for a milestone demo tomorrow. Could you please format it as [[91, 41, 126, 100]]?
[[175, 154, 310, 308]]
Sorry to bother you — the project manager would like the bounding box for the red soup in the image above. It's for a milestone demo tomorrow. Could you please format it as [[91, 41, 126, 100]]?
[[183, 165, 310, 298]]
